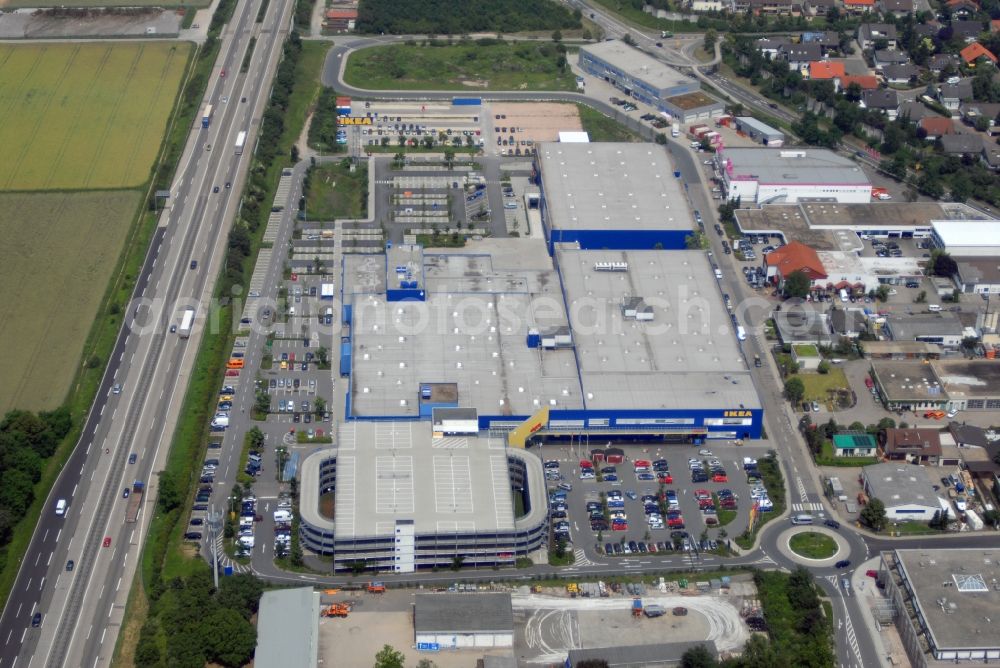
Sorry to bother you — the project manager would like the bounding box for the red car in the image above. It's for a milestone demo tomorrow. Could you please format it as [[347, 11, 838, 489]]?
[[667, 517, 685, 528], [612, 521, 628, 531], [694, 489, 711, 500], [712, 473, 728, 483], [225, 369, 240, 377], [102, 536, 112, 548], [220, 69, 226, 77], [866, 569, 878, 579], [657, 472, 673, 484]]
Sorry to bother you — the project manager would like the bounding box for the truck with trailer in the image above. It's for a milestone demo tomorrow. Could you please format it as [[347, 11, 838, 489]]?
[[202, 104, 213, 129], [235, 130, 247, 156], [178, 307, 195, 339], [125, 481, 144, 522]]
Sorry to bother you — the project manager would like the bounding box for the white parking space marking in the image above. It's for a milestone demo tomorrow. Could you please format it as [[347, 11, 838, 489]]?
[[433, 455, 472, 515], [375, 456, 414, 514]]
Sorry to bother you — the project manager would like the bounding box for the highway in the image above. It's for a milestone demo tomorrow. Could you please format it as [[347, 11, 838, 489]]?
[[0, 1, 293, 666]]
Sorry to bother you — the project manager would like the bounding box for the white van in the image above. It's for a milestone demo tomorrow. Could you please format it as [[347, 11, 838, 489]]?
[[671, 126, 680, 138], [791, 514, 814, 525], [736, 326, 746, 341], [714, 268, 723, 280], [273, 510, 292, 523], [55, 499, 67, 516], [839, 288, 849, 303], [928, 304, 942, 312]]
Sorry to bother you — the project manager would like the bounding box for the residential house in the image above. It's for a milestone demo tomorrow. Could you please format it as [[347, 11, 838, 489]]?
[[941, 133, 984, 154], [830, 307, 867, 338], [773, 309, 833, 345], [781, 43, 824, 70], [879, 0, 914, 16], [833, 432, 878, 457], [837, 74, 880, 91], [880, 428, 943, 465], [755, 37, 791, 59], [981, 145, 1000, 169], [804, 0, 837, 13], [882, 63, 920, 84], [843, 0, 876, 12], [858, 23, 899, 50], [961, 102, 1000, 131], [874, 49, 909, 70], [323, 8, 357, 31], [690, 0, 728, 9], [946, 0, 980, 19], [960, 41, 997, 66], [897, 99, 932, 123], [750, 0, 795, 14], [810, 60, 847, 79], [948, 421, 989, 448], [861, 88, 900, 119], [937, 79, 974, 110], [764, 241, 828, 286], [928, 53, 960, 74], [919, 116, 956, 139], [950, 20, 985, 43], [991, 18, 1000, 33], [801, 31, 841, 54], [914, 24, 940, 40], [953, 256, 1000, 290]]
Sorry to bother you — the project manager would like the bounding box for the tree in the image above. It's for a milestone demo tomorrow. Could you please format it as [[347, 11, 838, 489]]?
[[817, 360, 830, 374], [783, 270, 811, 299], [875, 284, 890, 302], [860, 497, 887, 532], [680, 644, 718, 668], [314, 396, 327, 414], [552, 29, 562, 41], [291, 144, 300, 163], [204, 607, 257, 667], [317, 345, 329, 367], [255, 389, 270, 414], [915, 290, 927, 303], [374, 644, 405, 668], [443, 147, 456, 169], [622, 33, 636, 46], [416, 660, 439, 668], [931, 250, 958, 277], [784, 376, 805, 404], [703, 29, 717, 53], [247, 426, 265, 450]]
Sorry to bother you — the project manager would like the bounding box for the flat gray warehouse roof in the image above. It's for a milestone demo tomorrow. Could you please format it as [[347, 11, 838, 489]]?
[[863, 463, 939, 508], [581, 40, 696, 90], [722, 148, 871, 186], [255, 588, 320, 668], [557, 249, 759, 411], [329, 422, 547, 539], [538, 142, 693, 231], [414, 593, 514, 634], [935, 359, 1000, 398], [893, 548, 1000, 652]]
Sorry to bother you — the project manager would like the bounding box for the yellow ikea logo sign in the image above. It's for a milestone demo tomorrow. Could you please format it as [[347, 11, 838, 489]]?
[[724, 410, 752, 417], [338, 116, 373, 125]]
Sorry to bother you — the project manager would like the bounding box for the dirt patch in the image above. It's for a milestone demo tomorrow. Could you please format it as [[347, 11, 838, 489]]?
[[489, 102, 582, 143], [320, 491, 335, 520], [113, 578, 148, 668]]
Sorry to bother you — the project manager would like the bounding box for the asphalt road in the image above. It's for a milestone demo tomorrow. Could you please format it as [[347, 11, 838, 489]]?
[[0, 2, 292, 666]]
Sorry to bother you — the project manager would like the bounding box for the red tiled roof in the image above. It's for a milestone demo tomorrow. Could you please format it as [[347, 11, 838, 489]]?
[[764, 241, 828, 280], [844, 0, 875, 5], [919, 116, 955, 135], [325, 8, 358, 18], [810, 60, 846, 79], [838, 74, 879, 90], [947, 0, 980, 8], [961, 42, 997, 64], [991, 19, 1000, 32]]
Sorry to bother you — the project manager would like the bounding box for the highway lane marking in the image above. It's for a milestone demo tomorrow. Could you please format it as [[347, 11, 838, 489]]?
[[116, 578, 121, 592], [20, 629, 25, 645], [72, 484, 77, 497], [24, 579, 30, 591], [56, 529, 61, 543], [38, 578, 44, 591], [15, 604, 21, 619], [42, 529, 48, 542], [100, 405, 105, 416], [86, 625, 91, 640], [6, 628, 12, 644], [46, 553, 52, 567]]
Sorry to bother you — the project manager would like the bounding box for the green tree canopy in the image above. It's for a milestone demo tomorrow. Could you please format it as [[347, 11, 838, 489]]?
[[861, 497, 887, 532], [784, 376, 805, 404], [783, 271, 811, 299], [374, 644, 406, 668]]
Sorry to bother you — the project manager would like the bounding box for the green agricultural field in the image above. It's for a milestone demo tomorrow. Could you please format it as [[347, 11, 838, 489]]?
[[0, 191, 141, 414], [0, 42, 189, 190], [344, 41, 577, 91]]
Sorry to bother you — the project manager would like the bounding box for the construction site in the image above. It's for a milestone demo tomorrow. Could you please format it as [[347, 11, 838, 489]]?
[[315, 575, 758, 666]]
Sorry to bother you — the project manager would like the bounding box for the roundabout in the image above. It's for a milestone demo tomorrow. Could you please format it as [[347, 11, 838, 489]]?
[[788, 531, 837, 560], [776, 525, 853, 566]]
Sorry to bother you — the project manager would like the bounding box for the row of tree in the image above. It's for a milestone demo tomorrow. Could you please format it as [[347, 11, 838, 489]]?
[[0, 409, 73, 553], [356, 0, 580, 35], [135, 571, 262, 667]]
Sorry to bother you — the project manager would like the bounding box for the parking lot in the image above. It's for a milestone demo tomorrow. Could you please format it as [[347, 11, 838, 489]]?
[[535, 442, 774, 560]]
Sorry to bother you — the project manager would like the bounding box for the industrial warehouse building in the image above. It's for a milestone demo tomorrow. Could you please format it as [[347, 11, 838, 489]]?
[[734, 116, 785, 146], [880, 548, 1000, 664], [255, 588, 320, 668], [862, 463, 942, 521], [931, 219, 1000, 256], [579, 41, 724, 122], [719, 148, 872, 204], [413, 593, 514, 649], [537, 142, 694, 252]]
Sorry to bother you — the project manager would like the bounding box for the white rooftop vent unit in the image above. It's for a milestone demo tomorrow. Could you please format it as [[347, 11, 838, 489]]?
[[594, 261, 629, 272]]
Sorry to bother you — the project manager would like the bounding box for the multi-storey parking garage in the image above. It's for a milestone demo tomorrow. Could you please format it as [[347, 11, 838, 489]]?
[[299, 422, 548, 572]]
